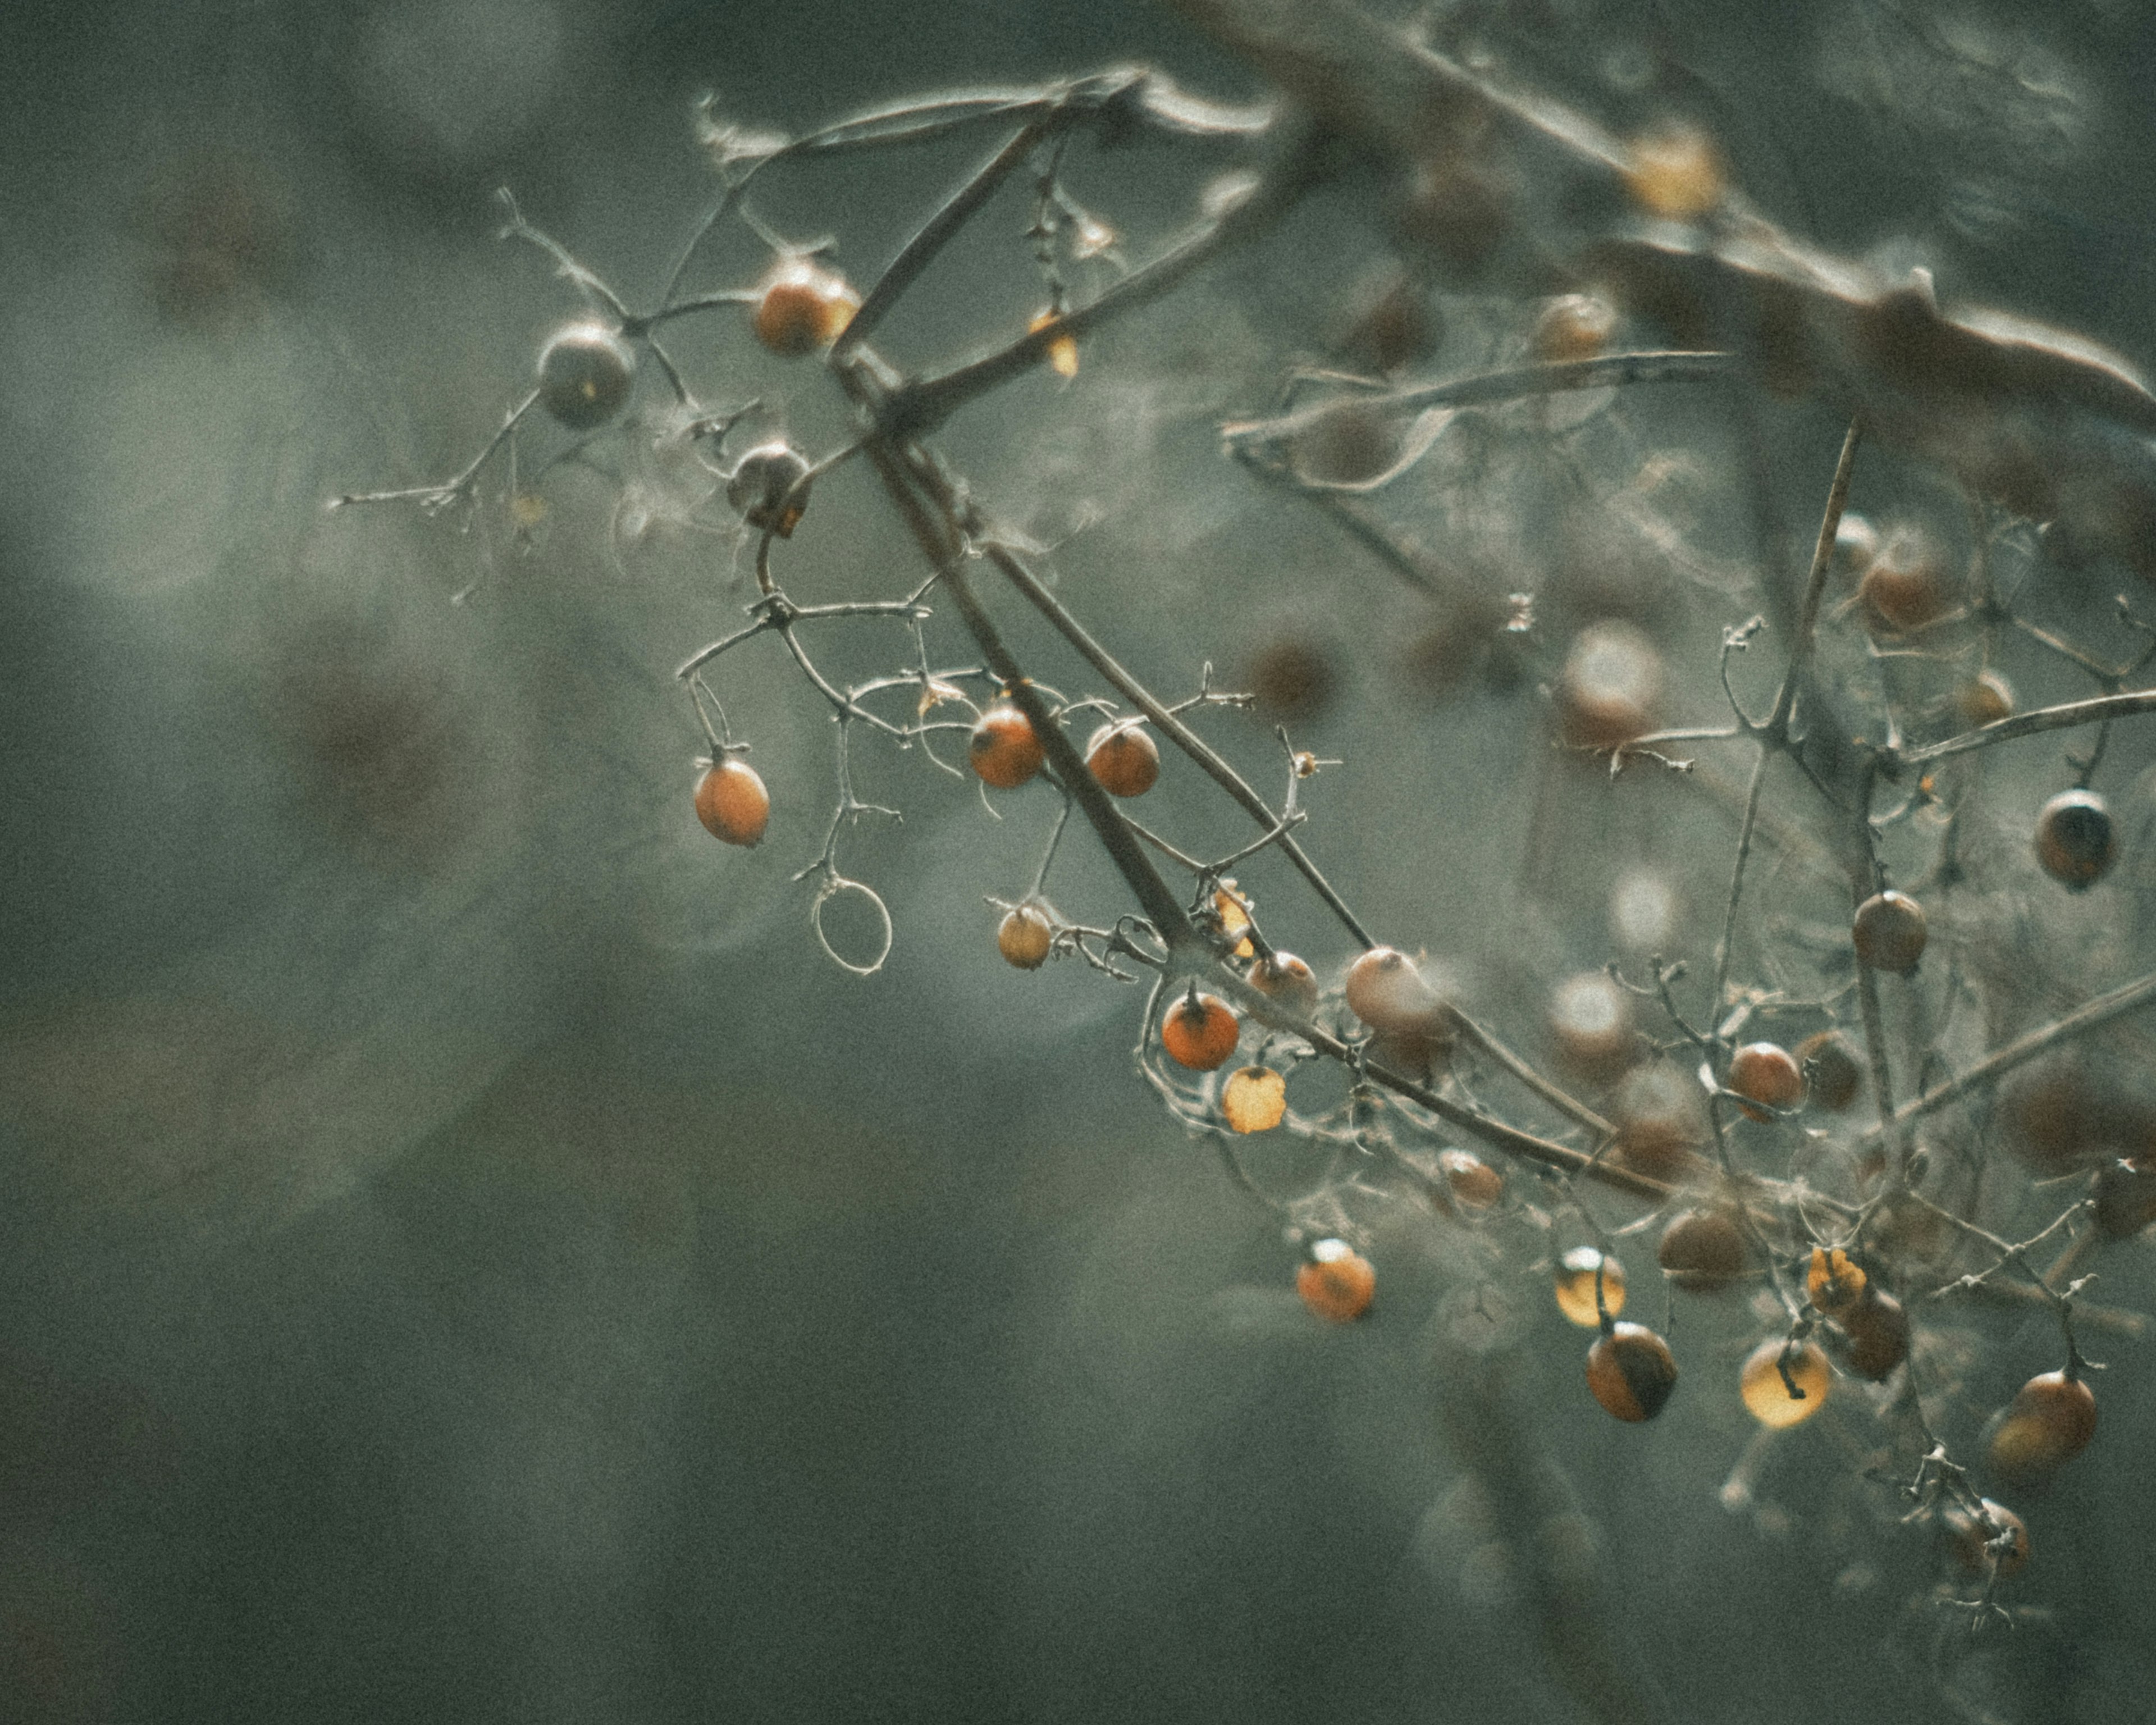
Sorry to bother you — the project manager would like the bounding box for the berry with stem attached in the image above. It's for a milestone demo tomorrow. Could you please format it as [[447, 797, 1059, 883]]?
[[1161, 990, 1239, 1071], [694, 757, 770, 847], [970, 702, 1046, 790]]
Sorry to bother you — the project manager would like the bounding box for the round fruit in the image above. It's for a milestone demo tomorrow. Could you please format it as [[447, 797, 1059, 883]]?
[[1437, 1148, 1502, 1210], [753, 258, 861, 356], [1613, 1061, 1707, 1178], [1840, 1290, 1909, 1380], [725, 441, 814, 537], [1657, 1209, 1747, 1293], [1944, 1499, 2029, 1579], [1533, 293, 1616, 363], [1853, 891, 1927, 974], [1248, 951, 1320, 1017], [1221, 1065, 1287, 1133], [1085, 723, 1159, 798], [1806, 1247, 1867, 1318], [694, 758, 770, 847], [1556, 1246, 1624, 1327], [1957, 670, 2014, 727], [1794, 1030, 1863, 1112], [536, 323, 636, 430], [1162, 993, 1239, 1071], [1557, 621, 1663, 749], [969, 703, 1045, 789], [1857, 527, 1950, 632], [997, 905, 1053, 970], [1623, 122, 1725, 220], [1029, 309, 1079, 378], [1587, 1322, 1679, 1422], [1297, 1238, 1374, 1322], [1726, 1042, 1805, 1121], [1345, 946, 1444, 1036], [1548, 971, 1634, 1075], [1988, 1370, 2096, 1480], [2035, 790, 2117, 891], [1740, 1338, 1831, 1429]]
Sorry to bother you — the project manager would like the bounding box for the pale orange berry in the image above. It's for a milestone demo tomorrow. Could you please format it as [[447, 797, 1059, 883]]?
[[1739, 1338, 1830, 1429], [1556, 1247, 1623, 1327], [1220, 1065, 1287, 1133], [1297, 1238, 1374, 1322]]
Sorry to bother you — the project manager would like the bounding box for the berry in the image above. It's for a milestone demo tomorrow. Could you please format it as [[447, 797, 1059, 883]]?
[[1162, 992, 1239, 1071], [1297, 1238, 1374, 1322], [1857, 527, 1950, 633], [1944, 1500, 2029, 1579], [1726, 1042, 1804, 1121], [1839, 1289, 1909, 1381], [753, 258, 861, 356], [1547, 971, 1634, 1075], [1210, 884, 1257, 959], [1794, 1030, 1863, 1112], [1437, 1148, 1502, 1210], [1587, 1322, 1679, 1422], [1029, 309, 1079, 378], [969, 702, 1045, 790], [1557, 621, 1663, 749], [1740, 1338, 1831, 1429], [1612, 1061, 1707, 1178], [1085, 723, 1159, 798], [1248, 951, 1319, 1017], [1807, 1247, 1867, 1318], [1853, 891, 1927, 974], [1956, 670, 2014, 727], [1657, 1209, 1747, 1293], [1623, 122, 1725, 220], [536, 323, 636, 430], [693, 758, 770, 847], [725, 441, 814, 537], [1221, 1065, 1287, 1133], [1345, 947, 1446, 1037], [1556, 1247, 1624, 1327], [997, 905, 1053, 970], [2035, 789, 2117, 891], [1533, 293, 1616, 363], [1988, 1370, 2096, 1481]]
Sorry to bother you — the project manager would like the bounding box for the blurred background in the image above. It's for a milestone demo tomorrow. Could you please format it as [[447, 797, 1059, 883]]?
[[3, 0, 2156, 1719]]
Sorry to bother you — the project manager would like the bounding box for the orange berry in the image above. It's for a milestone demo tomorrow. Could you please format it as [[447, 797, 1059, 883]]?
[[1739, 1338, 1830, 1429], [1344, 946, 1445, 1037], [694, 758, 770, 847], [1297, 1238, 1374, 1322], [1623, 122, 1725, 220], [1807, 1247, 1867, 1318], [1988, 1370, 2096, 1481], [969, 702, 1045, 789], [1795, 1030, 1863, 1112], [1085, 722, 1159, 798], [1612, 1061, 1707, 1178], [2035, 789, 2117, 891], [1857, 527, 1950, 632], [1220, 1065, 1287, 1133], [1211, 884, 1257, 960], [1548, 971, 1634, 1075], [1437, 1148, 1502, 1210], [1556, 1247, 1623, 1327], [1162, 992, 1239, 1071], [1839, 1289, 1909, 1381], [997, 905, 1053, 970], [1248, 951, 1319, 1017], [1726, 1042, 1804, 1121], [752, 258, 860, 357], [1557, 621, 1663, 749], [1656, 1209, 1747, 1293], [1944, 1499, 2029, 1579], [1586, 1321, 1678, 1422], [536, 323, 636, 429], [1533, 293, 1616, 363], [1028, 309, 1079, 378], [1853, 890, 1927, 974]]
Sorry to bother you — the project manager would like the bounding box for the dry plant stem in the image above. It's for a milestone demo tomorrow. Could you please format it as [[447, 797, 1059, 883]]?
[[1711, 417, 1862, 1019], [982, 540, 1379, 948], [1912, 1193, 2085, 1305], [331, 388, 541, 510], [1858, 969, 2156, 1146], [1450, 1012, 1615, 1139], [1898, 686, 2156, 768]]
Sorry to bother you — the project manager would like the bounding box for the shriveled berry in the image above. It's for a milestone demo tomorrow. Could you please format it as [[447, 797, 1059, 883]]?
[[1807, 1246, 1867, 1318]]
